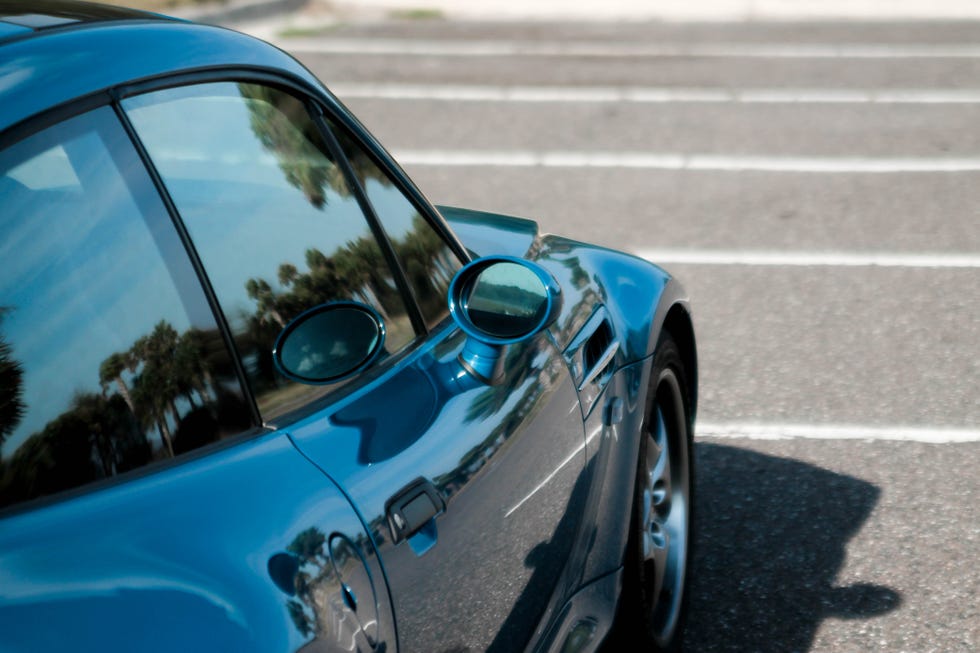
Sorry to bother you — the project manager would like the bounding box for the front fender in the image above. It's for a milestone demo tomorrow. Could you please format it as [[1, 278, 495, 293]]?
[[442, 207, 698, 649], [440, 206, 691, 368], [530, 234, 689, 365]]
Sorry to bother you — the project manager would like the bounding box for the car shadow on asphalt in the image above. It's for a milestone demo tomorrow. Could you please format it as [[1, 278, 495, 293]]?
[[684, 442, 901, 652]]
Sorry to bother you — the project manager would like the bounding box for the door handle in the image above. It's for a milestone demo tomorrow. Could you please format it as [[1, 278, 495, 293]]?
[[385, 478, 445, 553]]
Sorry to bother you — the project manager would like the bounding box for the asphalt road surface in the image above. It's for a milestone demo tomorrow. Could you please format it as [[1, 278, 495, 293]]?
[[273, 16, 979, 652]]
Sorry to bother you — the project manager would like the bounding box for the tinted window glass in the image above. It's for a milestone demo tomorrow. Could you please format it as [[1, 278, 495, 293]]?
[[123, 84, 416, 419], [0, 107, 249, 510], [332, 125, 462, 328]]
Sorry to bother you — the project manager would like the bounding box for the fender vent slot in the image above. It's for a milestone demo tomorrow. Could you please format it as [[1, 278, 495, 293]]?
[[580, 319, 616, 390]]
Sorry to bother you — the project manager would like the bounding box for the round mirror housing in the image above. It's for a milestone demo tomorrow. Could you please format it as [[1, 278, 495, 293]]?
[[273, 302, 386, 385], [449, 256, 562, 346]]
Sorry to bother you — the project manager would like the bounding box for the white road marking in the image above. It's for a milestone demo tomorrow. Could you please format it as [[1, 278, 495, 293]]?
[[635, 249, 980, 269], [505, 441, 585, 518], [697, 422, 980, 443], [505, 423, 604, 518], [394, 149, 980, 173], [284, 38, 980, 59], [278, 0, 980, 23], [333, 83, 980, 105], [740, 89, 980, 104], [506, 420, 979, 516]]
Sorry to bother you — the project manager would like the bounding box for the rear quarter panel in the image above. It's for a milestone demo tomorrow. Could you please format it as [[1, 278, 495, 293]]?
[[0, 431, 394, 652]]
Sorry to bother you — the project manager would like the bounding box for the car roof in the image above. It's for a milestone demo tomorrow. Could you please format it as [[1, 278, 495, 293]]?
[[0, 1, 325, 135], [0, 0, 162, 41]]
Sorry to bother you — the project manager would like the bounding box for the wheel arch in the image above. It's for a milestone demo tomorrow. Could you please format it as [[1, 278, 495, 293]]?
[[661, 303, 698, 427]]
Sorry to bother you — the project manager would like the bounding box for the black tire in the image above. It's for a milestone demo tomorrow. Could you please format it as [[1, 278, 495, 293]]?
[[616, 332, 694, 652]]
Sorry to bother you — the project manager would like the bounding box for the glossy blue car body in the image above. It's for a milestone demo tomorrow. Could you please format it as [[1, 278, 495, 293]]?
[[0, 3, 697, 652]]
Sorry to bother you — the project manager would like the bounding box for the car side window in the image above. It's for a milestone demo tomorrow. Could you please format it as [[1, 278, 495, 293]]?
[[0, 107, 251, 511], [122, 83, 417, 420], [330, 124, 463, 329]]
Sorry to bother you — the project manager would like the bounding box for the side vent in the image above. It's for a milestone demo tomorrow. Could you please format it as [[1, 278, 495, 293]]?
[[578, 318, 617, 392], [563, 307, 620, 418], [583, 319, 614, 386]]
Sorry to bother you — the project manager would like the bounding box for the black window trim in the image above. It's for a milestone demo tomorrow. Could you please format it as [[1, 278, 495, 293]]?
[[0, 88, 112, 152], [313, 92, 472, 267], [310, 107, 468, 332], [110, 100, 264, 430], [307, 100, 428, 337]]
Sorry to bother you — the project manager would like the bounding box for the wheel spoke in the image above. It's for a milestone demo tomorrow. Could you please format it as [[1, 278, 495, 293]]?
[[642, 408, 674, 566]]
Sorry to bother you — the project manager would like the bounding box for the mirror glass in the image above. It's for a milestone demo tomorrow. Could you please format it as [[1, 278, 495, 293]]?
[[276, 305, 383, 383], [463, 262, 548, 338]]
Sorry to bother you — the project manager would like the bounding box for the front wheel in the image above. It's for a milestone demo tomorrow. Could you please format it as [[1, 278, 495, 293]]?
[[619, 333, 694, 651]]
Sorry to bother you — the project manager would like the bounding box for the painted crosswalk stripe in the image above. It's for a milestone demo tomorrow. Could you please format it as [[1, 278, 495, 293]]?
[[697, 422, 980, 443], [394, 149, 980, 173], [634, 249, 980, 269], [285, 39, 980, 59], [334, 83, 980, 105]]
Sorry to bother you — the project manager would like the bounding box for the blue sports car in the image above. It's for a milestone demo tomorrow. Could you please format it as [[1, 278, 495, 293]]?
[[0, 2, 698, 651]]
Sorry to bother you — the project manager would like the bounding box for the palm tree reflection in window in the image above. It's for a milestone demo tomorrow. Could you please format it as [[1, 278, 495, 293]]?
[[0, 321, 246, 508], [246, 245, 396, 333], [0, 307, 25, 450], [241, 241, 404, 411], [238, 84, 349, 210], [238, 84, 460, 329], [329, 122, 463, 327]]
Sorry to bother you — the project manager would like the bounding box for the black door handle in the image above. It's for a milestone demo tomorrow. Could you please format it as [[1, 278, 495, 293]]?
[[385, 477, 445, 544]]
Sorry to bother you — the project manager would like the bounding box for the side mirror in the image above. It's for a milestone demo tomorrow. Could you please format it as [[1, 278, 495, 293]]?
[[273, 302, 386, 384], [448, 256, 562, 383]]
